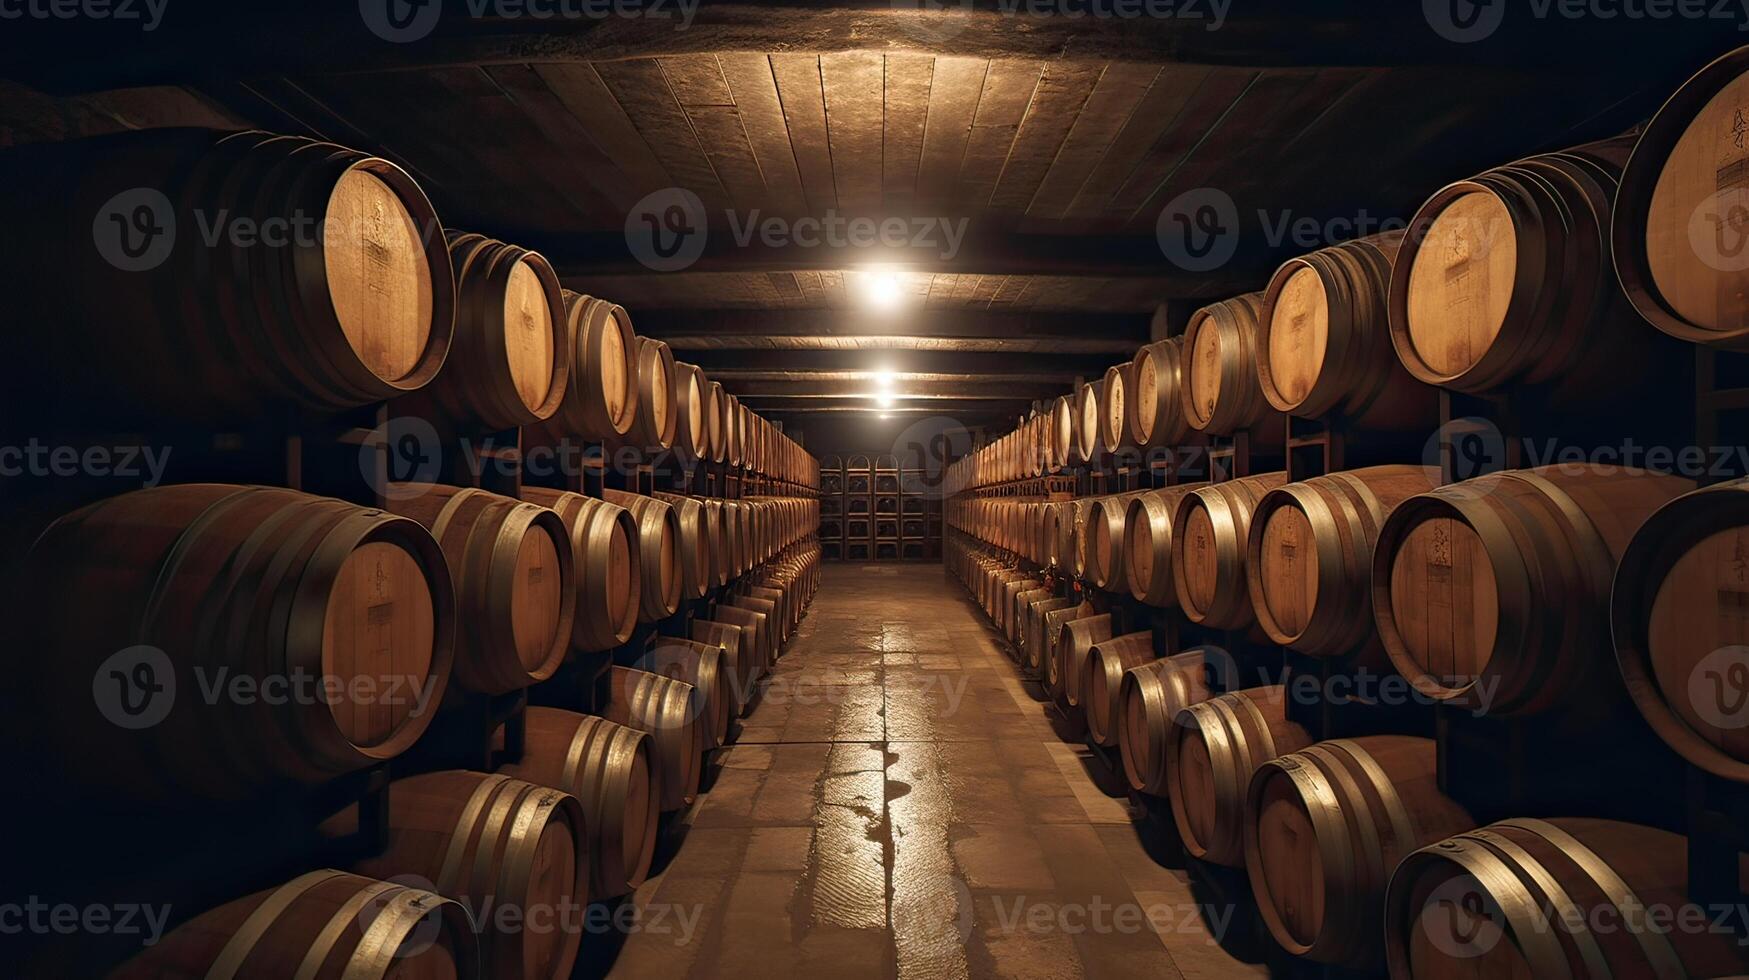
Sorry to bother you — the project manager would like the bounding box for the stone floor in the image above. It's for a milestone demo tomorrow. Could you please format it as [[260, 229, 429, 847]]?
[[600, 563, 1272, 979]]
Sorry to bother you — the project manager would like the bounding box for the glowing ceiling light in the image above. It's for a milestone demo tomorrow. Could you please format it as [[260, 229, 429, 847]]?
[[862, 268, 906, 310]]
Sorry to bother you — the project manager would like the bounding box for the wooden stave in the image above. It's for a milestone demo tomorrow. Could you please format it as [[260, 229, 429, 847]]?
[[1257, 232, 1437, 429], [1611, 477, 1749, 783], [344, 770, 588, 980], [501, 707, 659, 901], [0, 128, 457, 425], [1169, 685, 1311, 866], [388, 484, 576, 694], [108, 869, 479, 980], [1371, 465, 1693, 715], [602, 666, 701, 812], [1171, 473, 1289, 629], [1244, 735, 1475, 970], [520, 488, 641, 653], [430, 231, 569, 431], [1117, 651, 1213, 796], [1084, 632, 1158, 748], [1246, 465, 1439, 657], [1385, 817, 1749, 980], [14, 483, 455, 803], [601, 489, 683, 623]]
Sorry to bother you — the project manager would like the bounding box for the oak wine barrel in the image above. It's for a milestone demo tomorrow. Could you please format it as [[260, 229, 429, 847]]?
[[1245, 735, 1474, 969], [1012, 587, 1053, 644], [14, 484, 453, 803], [1372, 465, 1692, 715], [1259, 231, 1435, 429], [109, 870, 477, 980], [426, 231, 567, 430], [1099, 362, 1134, 455], [520, 488, 640, 652], [1050, 395, 1075, 472], [1171, 472, 1289, 629], [1181, 292, 1280, 441], [1387, 817, 1749, 979], [388, 484, 574, 694], [651, 491, 711, 601], [1083, 491, 1145, 594], [713, 604, 772, 683], [1615, 46, 1749, 350], [1128, 337, 1192, 451], [671, 362, 710, 462], [601, 666, 701, 812], [624, 336, 678, 451], [1169, 685, 1311, 866], [500, 707, 659, 900], [1124, 483, 1209, 607], [1392, 134, 1682, 405], [1247, 466, 1439, 657], [1117, 650, 1214, 796], [342, 771, 587, 980], [693, 619, 754, 716], [1084, 632, 1157, 747], [601, 489, 683, 622], [538, 292, 639, 442], [1612, 477, 1749, 782], [0, 128, 455, 424], [1023, 596, 1078, 674], [1075, 380, 1103, 464], [632, 637, 732, 752], [1054, 614, 1112, 711], [705, 380, 728, 464], [1040, 602, 1097, 692]]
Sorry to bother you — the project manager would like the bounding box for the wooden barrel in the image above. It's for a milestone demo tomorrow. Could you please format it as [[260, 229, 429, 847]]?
[[1117, 651, 1213, 796], [704, 381, 728, 464], [634, 636, 732, 752], [1615, 50, 1749, 349], [1083, 491, 1146, 594], [1023, 596, 1078, 673], [1387, 817, 1749, 979], [1084, 632, 1157, 747], [1258, 231, 1435, 429], [1181, 292, 1280, 441], [602, 666, 700, 812], [1392, 135, 1681, 404], [14, 484, 453, 803], [1049, 395, 1075, 471], [1170, 685, 1311, 866], [0, 128, 454, 424], [388, 485, 574, 694], [501, 707, 659, 900], [1123, 483, 1209, 607], [743, 584, 792, 645], [110, 870, 478, 980], [693, 619, 754, 715], [1245, 735, 1474, 969], [427, 231, 568, 430], [1171, 472, 1288, 628], [1373, 465, 1693, 715], [722, 394, 743, 468], [601, 489, 682, 622], [1012, 587, 1053, 644], [624, 336, 678, 450], [1612, 477, 1749, 782], [1247, 466, 1439, 657], [696, 498, 732, 588], [1054, 614, 1112, 710], [1075, 380, 1103, 464], [539, 292, 639, 441], [1099, 362, 1134, 455], [714, 604, 771, 683], [520, 488, 640, 652], [651, 492, 711, 601], [1040, 602, 1097, 691], [346, 771, 587, 980], [1128, 337, 1192, 451], [671, 362, 710, 462]]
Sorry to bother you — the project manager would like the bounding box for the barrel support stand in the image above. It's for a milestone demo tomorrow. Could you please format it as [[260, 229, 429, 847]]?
[[1686, 768, 1749, 912]]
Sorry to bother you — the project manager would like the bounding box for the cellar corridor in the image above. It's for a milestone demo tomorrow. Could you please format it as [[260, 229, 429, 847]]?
[[604, 564, 1265, 980]]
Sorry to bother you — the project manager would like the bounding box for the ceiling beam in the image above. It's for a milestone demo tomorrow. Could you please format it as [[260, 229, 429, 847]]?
[[727, 379, 1061, 400], [636, 309, 1149, 355], [679, 348, 1116, 378], [702, 368, 1076, 385], [8, 1, 1717, 95]]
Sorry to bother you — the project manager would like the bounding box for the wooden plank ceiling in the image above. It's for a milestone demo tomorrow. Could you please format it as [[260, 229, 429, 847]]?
[[1, 8, 1730, 425]]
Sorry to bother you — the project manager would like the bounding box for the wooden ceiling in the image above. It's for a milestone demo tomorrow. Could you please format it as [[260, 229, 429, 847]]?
[[1, 3, 1740, 429]]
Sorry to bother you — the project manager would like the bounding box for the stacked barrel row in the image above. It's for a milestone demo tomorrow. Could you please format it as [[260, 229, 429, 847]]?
[[0, 124, 823, 979], [943, 47, 1749, 976]]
